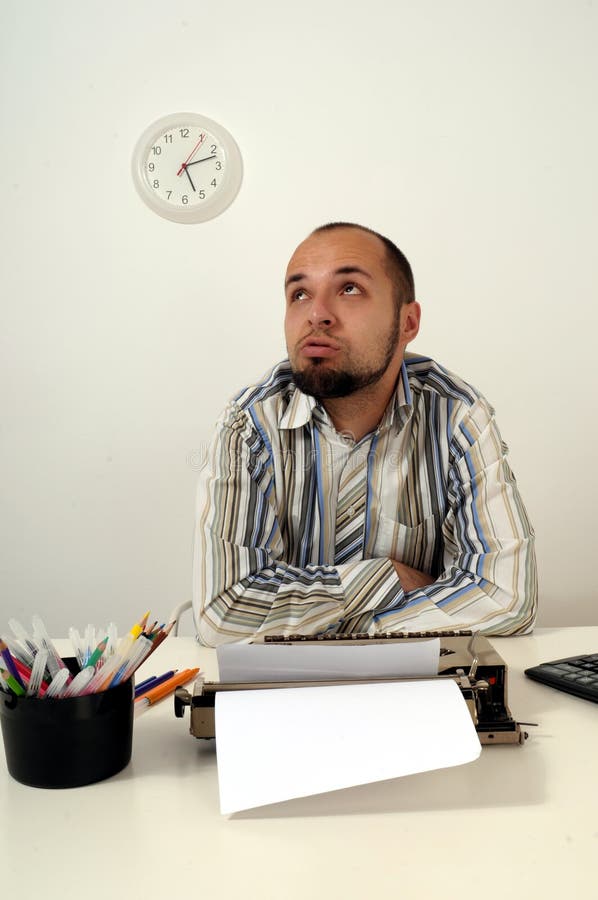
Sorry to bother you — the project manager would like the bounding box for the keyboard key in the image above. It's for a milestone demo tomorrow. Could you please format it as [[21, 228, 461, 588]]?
[[537, 666, 570, 677]]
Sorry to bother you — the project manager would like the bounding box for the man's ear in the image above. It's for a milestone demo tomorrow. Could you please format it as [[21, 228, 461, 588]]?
[[401, 301, 421, 343]]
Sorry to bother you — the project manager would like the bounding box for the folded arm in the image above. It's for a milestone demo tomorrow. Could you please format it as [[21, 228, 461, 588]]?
[[193, 400, 537, 645], [194, 405, 406, 645], [377, 400, 537, 635]]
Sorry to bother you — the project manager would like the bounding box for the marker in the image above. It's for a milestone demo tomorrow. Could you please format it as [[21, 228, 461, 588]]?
[[110, 635, 152, 687], [27, 649, 49, 697], [32, 615, 68, 680], [8, 618, 38, 656], [1, 632, 34, 667], [69, 627, 85, 668], [84, 649, 125, 694], [44, 668, 70, 698], [12, 656, 50, 693], [62, 666, 95, 698], [83, 623, 95, 666]]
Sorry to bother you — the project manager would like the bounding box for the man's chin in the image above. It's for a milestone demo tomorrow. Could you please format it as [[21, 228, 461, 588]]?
[[290, 364, 359, 400]]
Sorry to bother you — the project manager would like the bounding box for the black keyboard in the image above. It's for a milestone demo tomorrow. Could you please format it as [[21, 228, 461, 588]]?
[[525, 653, 598, 703]]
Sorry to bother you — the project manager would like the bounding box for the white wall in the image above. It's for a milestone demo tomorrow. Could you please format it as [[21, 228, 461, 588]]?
[[1, 0, 596, 636]]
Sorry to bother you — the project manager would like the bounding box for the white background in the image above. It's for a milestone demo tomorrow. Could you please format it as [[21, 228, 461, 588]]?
[[1, 0, 596, 635]]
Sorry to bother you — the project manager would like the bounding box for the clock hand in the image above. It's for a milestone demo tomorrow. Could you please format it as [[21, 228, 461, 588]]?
[[183, 164, 196, 193], [185, 154, 217, 167], [176, 133, 206, 176]]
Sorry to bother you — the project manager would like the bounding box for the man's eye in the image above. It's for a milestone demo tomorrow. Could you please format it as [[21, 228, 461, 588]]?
[[342, 283, 362, 295], [292, 289, 307, 302]]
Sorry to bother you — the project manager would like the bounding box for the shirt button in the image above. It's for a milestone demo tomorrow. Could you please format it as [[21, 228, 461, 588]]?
[[348, 506, 356, 517]]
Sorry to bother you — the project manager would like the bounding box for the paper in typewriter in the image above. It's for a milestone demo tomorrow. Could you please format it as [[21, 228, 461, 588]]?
[[216, 638, 440, 682], [216, 679, 481, 814]]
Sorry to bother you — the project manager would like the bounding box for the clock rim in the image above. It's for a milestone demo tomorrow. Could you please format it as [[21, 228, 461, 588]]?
[[131, 112, 243, 224]]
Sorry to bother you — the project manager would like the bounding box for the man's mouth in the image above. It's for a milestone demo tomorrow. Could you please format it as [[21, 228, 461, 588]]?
[[299, 336, 341, 358]]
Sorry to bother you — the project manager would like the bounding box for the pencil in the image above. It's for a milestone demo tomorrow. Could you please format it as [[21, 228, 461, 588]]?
[[129, 611, 150, 641], [0, 639, 26, 690], [0, 664, 26, 696], [86, 635, 109, 670]]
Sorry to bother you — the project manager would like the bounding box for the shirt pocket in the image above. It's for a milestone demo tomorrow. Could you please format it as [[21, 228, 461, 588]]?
[[373, 514, 438, 574]]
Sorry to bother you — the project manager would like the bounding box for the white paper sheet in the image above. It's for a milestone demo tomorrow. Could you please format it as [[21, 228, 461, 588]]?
[[216, 639, 440, 682], [215, 679, 481, 814]]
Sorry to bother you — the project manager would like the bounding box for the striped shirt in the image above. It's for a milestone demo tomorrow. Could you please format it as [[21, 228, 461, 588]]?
[[193, 354, 537, 645]]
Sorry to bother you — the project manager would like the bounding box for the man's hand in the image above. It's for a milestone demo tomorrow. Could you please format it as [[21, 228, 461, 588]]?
[[390, 559, 435, 592]]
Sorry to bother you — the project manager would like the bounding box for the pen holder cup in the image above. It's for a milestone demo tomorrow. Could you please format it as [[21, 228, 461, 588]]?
[[0, 660, 134, 788]]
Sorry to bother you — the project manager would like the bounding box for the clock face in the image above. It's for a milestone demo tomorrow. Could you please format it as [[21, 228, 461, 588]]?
[[132, 113, 242, 223]]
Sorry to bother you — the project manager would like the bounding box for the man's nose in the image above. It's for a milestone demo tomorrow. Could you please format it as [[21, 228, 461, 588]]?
[[308, 294, 337, 328]]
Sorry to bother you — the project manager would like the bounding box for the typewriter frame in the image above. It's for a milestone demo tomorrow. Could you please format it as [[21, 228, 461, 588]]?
[[174, 631, 527, 746]]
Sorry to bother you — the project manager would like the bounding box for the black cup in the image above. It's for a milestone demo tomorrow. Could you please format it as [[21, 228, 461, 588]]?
[[0, 659, 134, 788]]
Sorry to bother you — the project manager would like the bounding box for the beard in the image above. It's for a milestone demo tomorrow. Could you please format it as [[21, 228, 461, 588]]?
[[290, 314, 400, 401]]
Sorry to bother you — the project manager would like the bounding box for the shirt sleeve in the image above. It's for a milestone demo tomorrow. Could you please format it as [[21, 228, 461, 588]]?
[[193, 403, 405, 646], [372, 396, 538, 636]]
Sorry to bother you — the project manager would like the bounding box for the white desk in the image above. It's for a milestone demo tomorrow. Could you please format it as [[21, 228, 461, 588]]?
[[1, 628, 597, 900]]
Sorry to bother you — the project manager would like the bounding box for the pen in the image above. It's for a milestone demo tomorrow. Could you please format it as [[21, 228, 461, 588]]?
[[134, 668, 199, 714], [134, 674, 158, 693], [134, 670, 176, 698]]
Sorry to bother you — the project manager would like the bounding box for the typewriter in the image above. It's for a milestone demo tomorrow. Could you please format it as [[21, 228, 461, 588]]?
[[175, 630, 527, 746]]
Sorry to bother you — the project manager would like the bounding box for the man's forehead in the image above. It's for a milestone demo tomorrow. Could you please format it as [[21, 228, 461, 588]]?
[[285, 228, 386, 278]]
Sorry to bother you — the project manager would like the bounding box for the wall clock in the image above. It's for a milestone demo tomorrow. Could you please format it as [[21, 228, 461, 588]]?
[[131, 113, 243, 223]]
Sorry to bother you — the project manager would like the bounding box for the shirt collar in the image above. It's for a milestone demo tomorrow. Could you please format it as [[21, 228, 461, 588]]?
[[278, 383, 318, 430]]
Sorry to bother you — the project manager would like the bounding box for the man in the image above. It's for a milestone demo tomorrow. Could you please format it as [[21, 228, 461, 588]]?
[[193, 223, 537, 645]]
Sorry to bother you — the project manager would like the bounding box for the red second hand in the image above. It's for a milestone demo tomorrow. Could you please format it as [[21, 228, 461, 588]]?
[[177, 132, 206, 176]]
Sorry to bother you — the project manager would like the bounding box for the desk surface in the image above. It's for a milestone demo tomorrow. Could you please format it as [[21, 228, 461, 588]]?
[[2, 627, 597, 900]]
